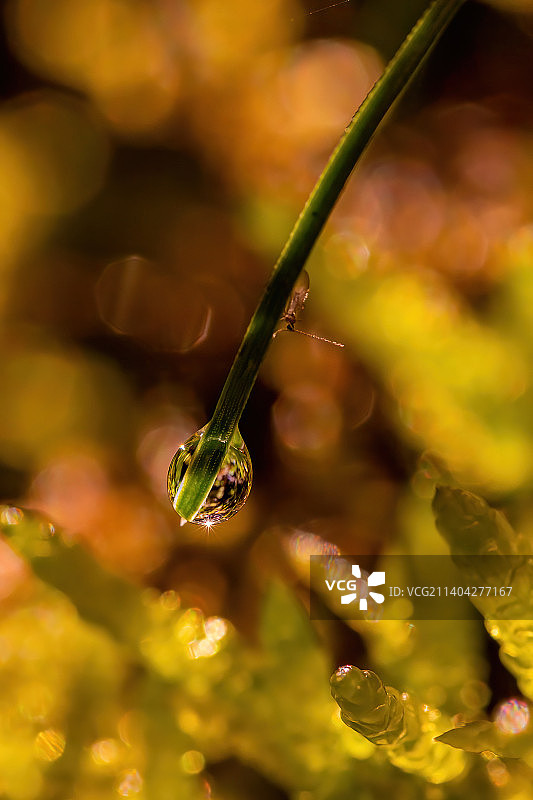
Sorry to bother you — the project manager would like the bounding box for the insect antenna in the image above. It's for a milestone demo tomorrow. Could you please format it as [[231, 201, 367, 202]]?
[[288, 329, 344, 347]]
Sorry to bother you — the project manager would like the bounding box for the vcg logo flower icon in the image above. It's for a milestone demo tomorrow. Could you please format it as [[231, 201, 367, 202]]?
[[322, 563, 386, 610]]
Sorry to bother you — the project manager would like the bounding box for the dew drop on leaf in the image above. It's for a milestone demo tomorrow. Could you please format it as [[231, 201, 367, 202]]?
[[167, 427, 252, 525]]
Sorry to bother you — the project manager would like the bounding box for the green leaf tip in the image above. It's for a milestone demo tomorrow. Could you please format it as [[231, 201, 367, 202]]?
[[434, 721, 497, 753], [435, 718, 533, 762]]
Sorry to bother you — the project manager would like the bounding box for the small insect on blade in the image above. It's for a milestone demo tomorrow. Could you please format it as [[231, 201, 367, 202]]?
[[284, 270, 310, 320], [273, 269, 344, 347]]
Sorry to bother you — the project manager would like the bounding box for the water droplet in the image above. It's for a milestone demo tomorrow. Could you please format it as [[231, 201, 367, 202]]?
[[334, 665, 352, 679], [0, 506, 24, 525], [495, 698, 530, 734], [167, 428, 252, 524]]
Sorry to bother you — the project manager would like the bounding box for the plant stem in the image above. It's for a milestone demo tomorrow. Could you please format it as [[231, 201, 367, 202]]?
[[174, 0, 466, 521]]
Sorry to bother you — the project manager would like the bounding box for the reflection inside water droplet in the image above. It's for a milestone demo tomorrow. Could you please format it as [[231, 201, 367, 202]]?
[[167, 428, 252, 525]]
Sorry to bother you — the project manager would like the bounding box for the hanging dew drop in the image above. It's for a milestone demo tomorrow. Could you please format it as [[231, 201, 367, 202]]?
[[167, 427, 252, 525]]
